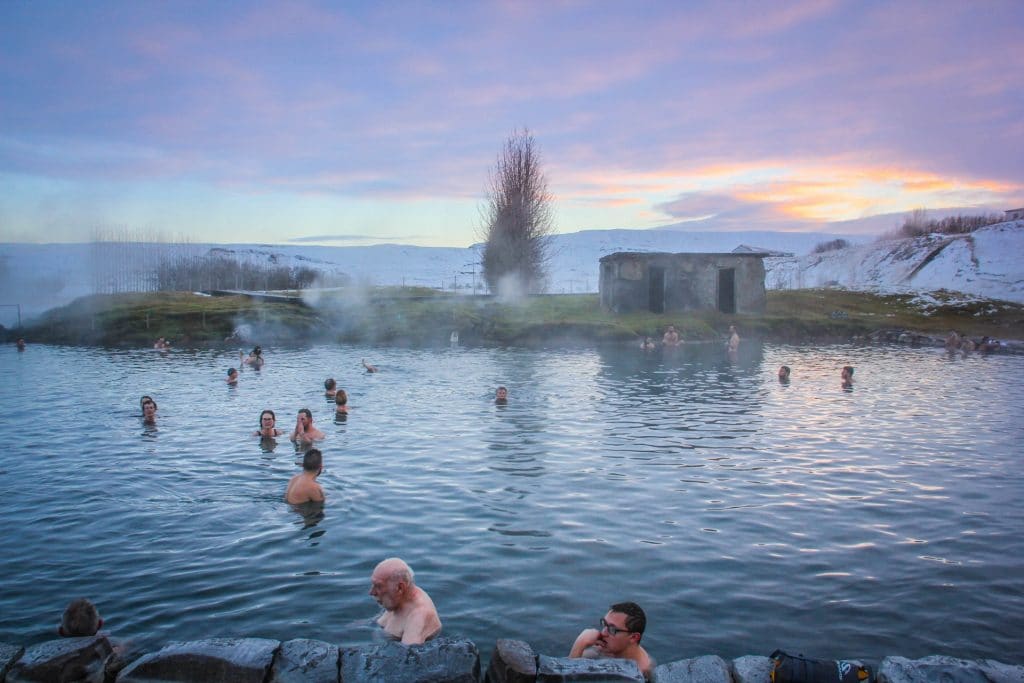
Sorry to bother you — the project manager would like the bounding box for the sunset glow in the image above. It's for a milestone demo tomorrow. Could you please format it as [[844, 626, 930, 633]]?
[[1, 1, 1021, 245]]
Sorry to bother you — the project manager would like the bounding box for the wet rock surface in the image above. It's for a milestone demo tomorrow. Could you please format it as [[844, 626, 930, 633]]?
[[878, 656, 1024, 683], [730, 656, 774, 683], [654, 654, 732, 683], [535, 653, 644, 682], [3, 632, 1024, 683], [269, 638, 339, 683], [485, 639, 538, 683], [0, 643, 25, 681], [339, 636, 480, 683], [116, 637, 279, 683], [6, 636, 113, 683]]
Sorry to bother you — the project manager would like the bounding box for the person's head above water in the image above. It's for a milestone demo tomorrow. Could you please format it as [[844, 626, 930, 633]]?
[[495, 386, 508, 403], [302, 448, 323, 473], [141, 399, 157, 421], [335, 390, 348, 406], [778, 365, 791, 380], [140, 395, 154, 410], [59, 598, 102, 637], [227, 368, 238, 380], [259, 410, 276, 428], [324, 378, 336, 391], [369, 557, 416, 611]]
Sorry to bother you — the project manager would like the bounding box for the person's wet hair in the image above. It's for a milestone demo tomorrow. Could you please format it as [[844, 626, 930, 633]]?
[[259, 409, 276, 426], [61, 598, 100, 637], [609, 601, 646, 637], [843, 365, 855, 376], [303, 448, 323, 472], [335, 390, 347, 406], [141, 398, 157, 412], [299, 408, 313, 420], [227, 368, 237, 376], [325, 378, 336, 391]]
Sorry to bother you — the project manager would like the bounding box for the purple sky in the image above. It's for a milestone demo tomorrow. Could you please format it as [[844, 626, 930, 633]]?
[[1, 1, 1021, 246]]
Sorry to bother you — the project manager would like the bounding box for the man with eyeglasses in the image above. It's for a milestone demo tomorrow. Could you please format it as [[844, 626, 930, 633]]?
[[569, 601, 652, 678]]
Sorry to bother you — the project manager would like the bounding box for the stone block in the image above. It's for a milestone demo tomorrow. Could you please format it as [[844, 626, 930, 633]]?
[[1, 643, 25, 681], [654, 655, 731, 683], [339, 636, 480, 683], [731, 656, 774, 683], [6, 636, 113, 683], [485, 639, 537, 683], [878, 656, 1024, 683], [536, 653, 644, 682], [270, 638, 339, 683], [116, 637, 280, 682]]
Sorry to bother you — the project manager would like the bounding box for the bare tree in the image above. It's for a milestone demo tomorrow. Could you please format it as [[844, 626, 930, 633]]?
[[479, 128, 554, 295]]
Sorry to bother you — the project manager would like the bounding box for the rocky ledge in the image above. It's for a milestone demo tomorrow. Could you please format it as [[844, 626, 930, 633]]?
[[2, 635, 1022, 683]]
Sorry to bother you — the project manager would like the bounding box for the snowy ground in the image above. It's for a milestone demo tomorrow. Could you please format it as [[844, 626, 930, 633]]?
[[1, 222, 1021, 326], [765, 220, 1024, 304]]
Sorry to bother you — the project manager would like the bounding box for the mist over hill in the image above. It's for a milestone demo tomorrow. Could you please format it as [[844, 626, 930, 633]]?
[[1, 223, 1021, 327]]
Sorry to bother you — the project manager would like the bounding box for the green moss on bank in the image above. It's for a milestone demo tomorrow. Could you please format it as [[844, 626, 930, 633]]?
[[8, 288, 1024, 348]]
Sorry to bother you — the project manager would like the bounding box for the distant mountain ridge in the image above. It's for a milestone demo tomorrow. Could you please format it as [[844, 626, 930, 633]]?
[[1, 223, 1021, 325]]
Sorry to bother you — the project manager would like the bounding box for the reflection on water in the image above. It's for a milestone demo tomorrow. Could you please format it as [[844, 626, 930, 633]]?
[[0, 342, 1022, 664], [290, 501, 326, 531]]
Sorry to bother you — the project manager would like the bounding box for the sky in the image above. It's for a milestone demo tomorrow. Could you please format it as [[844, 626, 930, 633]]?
[[1, 0, 1022, 247]]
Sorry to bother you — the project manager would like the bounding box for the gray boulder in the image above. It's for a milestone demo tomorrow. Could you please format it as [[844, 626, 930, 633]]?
[[340, 637, 480, 683], [654, 655, 732, 683], [731, 656, 774, 683], [269, 638, 339, 683], [1, 642, 25, 681], [536, 653, 644, 681], [7, 636, 113, 683], [116, 637, 280, 682], [485, 639, 538, 683], [878, 656, 1024, 683]]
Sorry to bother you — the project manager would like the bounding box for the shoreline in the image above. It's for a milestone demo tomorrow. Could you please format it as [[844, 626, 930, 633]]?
[[3, 634, 1022, 683], [2, 289, 1023, 350]]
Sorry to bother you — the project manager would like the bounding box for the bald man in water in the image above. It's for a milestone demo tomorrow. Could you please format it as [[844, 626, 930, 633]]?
[[368, 557, 441, 645]]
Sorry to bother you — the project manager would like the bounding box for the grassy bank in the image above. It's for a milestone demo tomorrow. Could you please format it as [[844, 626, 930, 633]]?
[[5, 288, 1023, 348]]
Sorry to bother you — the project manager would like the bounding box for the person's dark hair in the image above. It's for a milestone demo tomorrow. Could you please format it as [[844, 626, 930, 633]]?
[[227, 368, 237, 376], [259, 409, 276, 426], [779, 365, 791, 377], [140, 395, 153, 408], [61, 598, 100, 637], [303, 448, 323, 472], [325, 378, 336, 390], [252, 346, 262, 356], [335, 390, 347, 406], [142, 398, 157, 412], [843, 365, 855, 376], [299, 408, 313, 420], [609, 601, 646, 637]]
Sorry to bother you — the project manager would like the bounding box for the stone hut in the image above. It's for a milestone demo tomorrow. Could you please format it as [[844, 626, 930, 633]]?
[[599, 252, 767, 314]]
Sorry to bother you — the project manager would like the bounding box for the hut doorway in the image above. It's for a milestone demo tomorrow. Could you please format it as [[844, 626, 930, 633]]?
[[718, 268, 736, 313], [649, 266, 665, 313]]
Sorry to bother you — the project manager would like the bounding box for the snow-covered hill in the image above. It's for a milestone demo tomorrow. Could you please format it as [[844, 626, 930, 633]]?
[[1, 223, 1022, 326], [765, 221, 1024, 303]]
